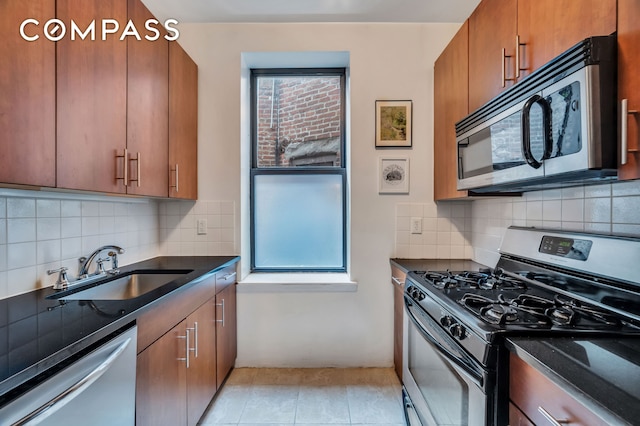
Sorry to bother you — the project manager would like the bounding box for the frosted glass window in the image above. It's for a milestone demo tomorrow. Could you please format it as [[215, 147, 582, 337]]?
[[253, 174, 344, 269]]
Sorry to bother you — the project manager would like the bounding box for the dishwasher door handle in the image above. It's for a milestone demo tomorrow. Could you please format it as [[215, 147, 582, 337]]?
[[12, 336, 133, 426]]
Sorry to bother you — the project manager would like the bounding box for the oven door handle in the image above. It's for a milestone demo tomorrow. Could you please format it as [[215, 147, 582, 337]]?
[[405, 296, 484, 388]]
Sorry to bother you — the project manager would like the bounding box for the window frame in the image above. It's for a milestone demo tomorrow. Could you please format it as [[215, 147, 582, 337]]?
[[249, 68, 347, 273]]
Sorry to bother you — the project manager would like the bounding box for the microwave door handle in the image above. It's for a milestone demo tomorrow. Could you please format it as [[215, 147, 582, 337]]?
[[521, 94, 552, 169], [405, 297, 484, 387]]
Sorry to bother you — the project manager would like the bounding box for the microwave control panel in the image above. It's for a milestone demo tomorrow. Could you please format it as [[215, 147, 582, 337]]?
[[539, 236, 593, 261]]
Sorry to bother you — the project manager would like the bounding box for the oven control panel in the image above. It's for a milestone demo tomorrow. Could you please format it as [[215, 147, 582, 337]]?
[[539, 235, 593, 261]]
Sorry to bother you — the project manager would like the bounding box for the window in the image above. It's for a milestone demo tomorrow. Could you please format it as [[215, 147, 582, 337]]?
[[250, 68, 346, 272]]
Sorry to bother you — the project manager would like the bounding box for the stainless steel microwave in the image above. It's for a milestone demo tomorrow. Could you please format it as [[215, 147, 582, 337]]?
[[456, 35, 617, 193]]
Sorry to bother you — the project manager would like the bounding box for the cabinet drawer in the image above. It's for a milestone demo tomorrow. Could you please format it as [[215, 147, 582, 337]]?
[[390, 265, 406, 289], [215, 266, 237, 293], [509, 353, 607, 426]]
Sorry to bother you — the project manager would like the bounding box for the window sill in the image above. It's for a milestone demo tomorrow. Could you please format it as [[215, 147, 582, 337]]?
[[238, 273, 358, 293]]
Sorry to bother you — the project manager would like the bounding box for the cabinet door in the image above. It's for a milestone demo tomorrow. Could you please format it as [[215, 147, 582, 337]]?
[[468, 0, 517, 112], [56, 0, 127, 193], [517, 0, 616, 81], [434, 21, 469, 201], [0, 0, 56, 187], [169, 42, 198, 200], [136, 320, 188, 426], [391, 266, 407, 380], [186, 298, 217, 426], [216, 283, 237, 389], [618, 0, 640, 180], [126, 0, 169, 196]]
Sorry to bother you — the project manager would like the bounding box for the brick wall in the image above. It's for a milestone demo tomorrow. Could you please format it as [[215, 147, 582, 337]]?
[[256, 77, 341, 167]]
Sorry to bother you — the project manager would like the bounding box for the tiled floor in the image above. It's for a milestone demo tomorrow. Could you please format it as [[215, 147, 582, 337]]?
[[198, 368, 406, 426]]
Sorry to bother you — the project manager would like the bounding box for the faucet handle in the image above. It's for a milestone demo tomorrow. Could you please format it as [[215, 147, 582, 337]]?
[[107, 250, 120, 272], [96, 257, 110, 274], [47, 267, 70, 290]]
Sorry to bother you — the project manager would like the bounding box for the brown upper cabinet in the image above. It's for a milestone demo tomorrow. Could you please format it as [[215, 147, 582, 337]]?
[[434, 22, 469, 201], [126, 0, 170, 197], [468, 0, 616, 112], [169, 42, 198, 200], [618, 0, 640, 180], [56, 0, 128, 193], [0, 0, 56, 187]]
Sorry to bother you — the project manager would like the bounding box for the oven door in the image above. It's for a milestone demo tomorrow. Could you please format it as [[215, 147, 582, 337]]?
[[403, 296, 489, 426]]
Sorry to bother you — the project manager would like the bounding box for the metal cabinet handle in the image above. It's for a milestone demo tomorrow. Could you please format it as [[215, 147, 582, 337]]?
[[501, 48, 515, 88], [515, 35, 527, 78], [12, 337, 132, 426], [216, 299, 225, 326], [537, 406, 569, 426], [170, 164, 179, 193], [116, 148, 128, 186], [621, 99, 639, 165], [222, 272, 237, 281], [177, 329, 190, 368], [191, 322, 199, 358], [129, 152, 141, 187], [391, 276, 405, 287]]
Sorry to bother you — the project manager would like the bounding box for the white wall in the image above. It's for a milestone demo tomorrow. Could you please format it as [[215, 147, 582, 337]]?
[[176, 23, 462, 367]]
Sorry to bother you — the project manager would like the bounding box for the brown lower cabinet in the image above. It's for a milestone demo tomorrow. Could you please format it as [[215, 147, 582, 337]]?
[[509, 353, 607, 426], [391, 265, 407, 380], [216, 282, 237, 389], [136, 268, 237, 426]]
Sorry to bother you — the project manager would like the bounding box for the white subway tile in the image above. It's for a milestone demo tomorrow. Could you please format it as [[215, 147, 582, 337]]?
[[61, 200, 82, 217], [36, 200, 61, 218], [451, 203, 466, 218], [409, 204, 423, 217], [422, 217, 437, 232], [423, 203, 438, 218], [612, 196, 640, 224], [561, 222, 584, 232], [166, 202, 181, 215], [7, 266, 37, 295], [99, 216, 115, 235], [584, 223, 611, 233], [561, 186, 585, 200], [542, 200, 562, 221], [37, 240, 61, 265], [220, 201, 234, 215], [61, 237, 82, 260], [561, 199, 584, 222], [193, 201, 207, 215], [395, 244, 410, 258], [207, 242, 221, 255], [512, 202, 526, 221], [612, 224, 640, 236], [409, 245, 424, 259], [179, 215, 195, 229], [436, 232, 451, 245], [422, 231, 437, 245], [0, 271, 7, 299], [81, 201, 100, 217], [221, 229, 234, 243], [543, 189, 562, 200], [82, 235, 101, 254], [179, 201, 195, 216], [207, 201, 222, 215], [207, 229, 221, 242], [99, 202, 115, 217], [409, 233, 422, 246], [0, 220, 5, 245], [81, 217, 100, 236], [423, 245, 437, 259], [612, 180, 640, 197], [221, 215, 234, 229], [396, 216, 410, 232], [7, 219, 36, 243], [436, 203, 451, 218], [7, 198, 35, 218], [61, 217, 82, 238], [180, 241, 195, 256], [0, 198, 5, 218], [37, 218, 61, 241], [8, 242, 37, 269], [436, 217, 451, 232], [0, 245, 6, 271], [524, 191, 543, 201], [451, 218, 465, 232], [583, 183, 611, 198], [542, 221, 562, 229], [437, 245, 451, 259], [114, 202, 128, 216], [396, 231, 409, 245], [180, 227, 195, 242], [526, 201, 543, 221], [450, 245, 465, 258], [584, 198, 611, 223]]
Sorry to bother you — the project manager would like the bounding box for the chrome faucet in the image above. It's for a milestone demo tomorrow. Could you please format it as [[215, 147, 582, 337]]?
[[79, 245, 125, 277]]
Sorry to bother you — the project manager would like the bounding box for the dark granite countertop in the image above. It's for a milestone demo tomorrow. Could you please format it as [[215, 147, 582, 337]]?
[[390, 258, 488, 274], [506, 336, 640, 426], [0, 256, 239, 406]]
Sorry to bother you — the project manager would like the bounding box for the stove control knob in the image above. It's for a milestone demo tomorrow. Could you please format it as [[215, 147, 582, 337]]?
[[440, 315, 454, 327], [416, 291, 425, 301], [449, 324, 467, 340]]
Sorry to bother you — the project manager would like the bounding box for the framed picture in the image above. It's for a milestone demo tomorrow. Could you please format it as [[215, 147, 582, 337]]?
[[375, 100, 412, 148], [379, 157, 410, 194]]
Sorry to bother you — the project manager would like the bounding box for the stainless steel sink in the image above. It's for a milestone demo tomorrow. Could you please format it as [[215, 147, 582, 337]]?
[[59, 271, 192, 300]]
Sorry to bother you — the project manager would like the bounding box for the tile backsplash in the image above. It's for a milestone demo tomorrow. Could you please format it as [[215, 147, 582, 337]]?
[[0, 193, 160, 299], [395, 180, 640, 266], [0, 192, 238, 300], [158, 200, 236, 256], [395, 201, 473, 259], [471, 180, 640, 266]]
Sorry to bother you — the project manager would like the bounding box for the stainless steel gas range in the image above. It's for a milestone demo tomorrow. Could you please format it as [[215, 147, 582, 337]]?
[[402, 226, 640, 426]]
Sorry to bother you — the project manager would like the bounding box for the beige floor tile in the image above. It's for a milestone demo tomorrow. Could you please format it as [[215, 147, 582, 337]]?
[[199, 385, 249, 424], [239, 386, 299, 424], [295, 386, 350, 423]]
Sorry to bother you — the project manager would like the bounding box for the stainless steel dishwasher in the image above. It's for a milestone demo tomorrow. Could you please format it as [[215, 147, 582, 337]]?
[[0, 325, 137, 426]]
